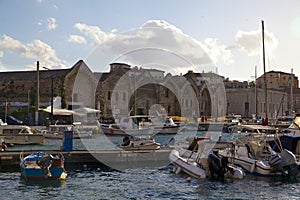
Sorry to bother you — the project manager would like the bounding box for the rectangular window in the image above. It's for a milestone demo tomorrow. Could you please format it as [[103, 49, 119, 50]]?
[[108, 91, 111, 100]]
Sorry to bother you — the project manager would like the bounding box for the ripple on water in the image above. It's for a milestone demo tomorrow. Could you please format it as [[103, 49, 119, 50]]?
[[1, 168, 300, 199]]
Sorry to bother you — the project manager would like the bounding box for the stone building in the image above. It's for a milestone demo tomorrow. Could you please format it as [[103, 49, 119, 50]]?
[[226, 88, 288, 119], [96, 63, 218, 121], [0, 60, 96, 124], [256, 70, 299, 89]]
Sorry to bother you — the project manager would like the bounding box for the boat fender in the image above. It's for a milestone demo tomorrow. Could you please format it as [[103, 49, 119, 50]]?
[[1, 141, 7, 151], [175, 167, 182, 174], [250, 160, 256, 173], [269, 154, 281, 169]]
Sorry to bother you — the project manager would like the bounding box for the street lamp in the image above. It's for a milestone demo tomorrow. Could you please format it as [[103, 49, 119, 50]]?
[[43, 67, 54, 125]]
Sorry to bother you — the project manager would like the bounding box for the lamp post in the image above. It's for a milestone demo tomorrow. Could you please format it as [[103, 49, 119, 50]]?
[[43, 67, 54, 125]]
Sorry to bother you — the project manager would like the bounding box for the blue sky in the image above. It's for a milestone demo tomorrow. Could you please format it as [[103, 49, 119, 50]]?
[[1, 0, 300, 82]]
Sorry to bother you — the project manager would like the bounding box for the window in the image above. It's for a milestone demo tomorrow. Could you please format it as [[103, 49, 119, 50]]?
[[165, 89, 169, 98], [108, 91, 111, 100], [123, 92, 126, 101], [115, 92, 118, 101]]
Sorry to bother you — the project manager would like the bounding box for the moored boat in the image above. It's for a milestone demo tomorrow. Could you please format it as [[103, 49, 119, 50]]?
[[42, 123, 92, 139], [20, 152, 67, 180], [0, 122, 44, 145], [221, 124, 300, 178], [169, 137, 245, 180], [100, 123, 128, 136], [119, 136, 161, 151]]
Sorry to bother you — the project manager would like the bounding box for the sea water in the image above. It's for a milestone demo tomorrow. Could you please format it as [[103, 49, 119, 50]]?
[[1, 167, 300, 199], [1, 132, 300, 199]]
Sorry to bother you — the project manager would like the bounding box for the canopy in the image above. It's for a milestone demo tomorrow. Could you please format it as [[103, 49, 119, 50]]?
[[42, 107, 74, 116], [73, 107, 101, 114]]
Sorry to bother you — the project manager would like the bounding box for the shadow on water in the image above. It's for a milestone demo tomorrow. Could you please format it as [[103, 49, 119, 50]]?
[[19, 177, 66, 188]]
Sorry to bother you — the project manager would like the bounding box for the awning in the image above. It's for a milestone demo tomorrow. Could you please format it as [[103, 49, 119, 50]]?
[[42, 107, 74, 116]]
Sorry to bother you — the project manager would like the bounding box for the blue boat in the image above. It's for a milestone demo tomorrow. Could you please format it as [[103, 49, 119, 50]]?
[[20, 152, 67, 180]]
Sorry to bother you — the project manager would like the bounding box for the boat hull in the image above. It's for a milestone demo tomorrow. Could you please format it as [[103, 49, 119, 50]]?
[[0, 134, 44, 145], [20, 152, 66, 180], [169, 149, 206, 179], [20, 166, 64, 180]]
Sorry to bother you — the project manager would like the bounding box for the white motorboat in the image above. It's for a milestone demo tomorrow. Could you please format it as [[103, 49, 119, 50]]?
[[169, 148, 206, 178], [169, 137, 245, 179], [42, 123, 92, 139], [221, 124, 300, 177], [116, 115, 179, 136], [116, 115, 154, 136], [151, 116, 180, 135], [119, 136, 161, 151], [0, 121, 44, 145]]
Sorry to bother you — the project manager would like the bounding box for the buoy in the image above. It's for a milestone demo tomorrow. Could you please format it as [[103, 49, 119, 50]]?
[[60, 171, 67, 180], [250, 161, 256, 173], [186, 177, 191, 182], [175, 167, 182, 174]]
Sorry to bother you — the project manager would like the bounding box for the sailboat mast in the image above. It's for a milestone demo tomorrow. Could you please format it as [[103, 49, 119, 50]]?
[[262, 20, 268, 119], [291, 68, 294, 115], [255, 65, 258, 118]]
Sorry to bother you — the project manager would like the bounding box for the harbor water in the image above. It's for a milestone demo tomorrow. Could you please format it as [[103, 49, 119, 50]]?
[[1, 133, 300, 199], [1, 167, 300, 199]]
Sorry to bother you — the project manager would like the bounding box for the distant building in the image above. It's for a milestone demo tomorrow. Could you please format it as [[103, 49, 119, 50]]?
[[224, 78, 249, 88], [226, 88, 288, 119], [0, 60, 97, 124], [256, 70, 299, 115], [256, 70, 299, 89]]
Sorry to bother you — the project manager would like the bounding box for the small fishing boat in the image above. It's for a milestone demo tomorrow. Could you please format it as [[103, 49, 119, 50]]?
[[20, 152, 67, 180], [119, 136, 160, 151]]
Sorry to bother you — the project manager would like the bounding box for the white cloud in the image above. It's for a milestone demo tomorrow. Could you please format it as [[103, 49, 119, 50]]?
[[36, 0, 44, 3], [0, 34, 66, 69], [74, 23, 114, 44], [68, 34, 87, 44], [47, 17, 57, 30], [74, 20, 234, 73], [203, 38, 234, 65], [236, 29, 278, 56]]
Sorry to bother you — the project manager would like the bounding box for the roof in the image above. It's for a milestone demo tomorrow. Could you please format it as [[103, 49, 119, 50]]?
[[0, 67, 71, 81]]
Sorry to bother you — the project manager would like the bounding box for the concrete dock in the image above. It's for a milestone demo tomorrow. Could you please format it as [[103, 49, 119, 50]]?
[[0, 149, 172, 172]]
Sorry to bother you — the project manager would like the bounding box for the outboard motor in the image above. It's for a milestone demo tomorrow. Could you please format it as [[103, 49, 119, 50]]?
[[37, 154, 53, 177], [122, 136, 130, 146], [279, 149, 299, 177], [208, 152, 226, 179]]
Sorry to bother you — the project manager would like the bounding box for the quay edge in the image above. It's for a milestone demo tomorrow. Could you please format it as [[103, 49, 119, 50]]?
[[0, 149, 172, 172]]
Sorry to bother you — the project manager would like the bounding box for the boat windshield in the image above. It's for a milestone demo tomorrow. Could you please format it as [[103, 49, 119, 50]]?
[[294, 116, 300, 129]]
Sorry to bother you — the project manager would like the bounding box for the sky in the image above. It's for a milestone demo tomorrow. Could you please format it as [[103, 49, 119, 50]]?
[[1, 0, 300, 82]]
